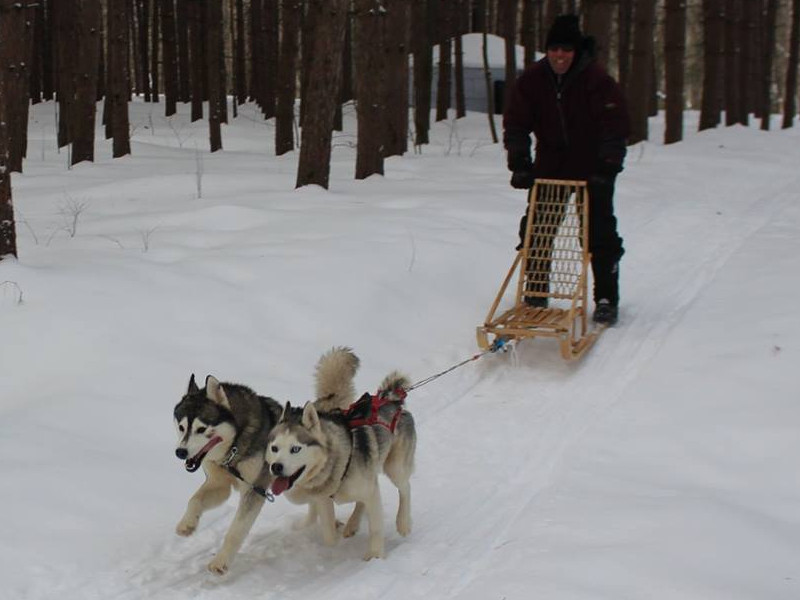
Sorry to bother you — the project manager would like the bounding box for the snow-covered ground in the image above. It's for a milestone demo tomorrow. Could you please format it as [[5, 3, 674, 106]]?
[[1, 100, 799, 600]]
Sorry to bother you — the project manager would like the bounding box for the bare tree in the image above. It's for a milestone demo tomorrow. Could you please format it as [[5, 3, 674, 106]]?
[[618, 0, 633, 89], [738, 0, 757, 124], [354, 0, 387, 178], [1, 0, 34, 172], [582, 0, 615, 68], [296, 0, 349, 188], [189, 0, 205, 121], [276, 0, 301, 155], [784, 0, 800, 128], [108, 0, 131, 157], [760, 0, 778, 130], [206, 0, 223, 151], [627, 0, 656, 144], [436, 0, 453, 121], [699, 0, 724, 131], [384, 0, 411, 156], [664, 0, 686, 144], [412, 0, 434, 145], [162, 0, 179, 116], [500, 0, 518, 100], [724, 0, 741, 125], [71, 0, 101, 165]]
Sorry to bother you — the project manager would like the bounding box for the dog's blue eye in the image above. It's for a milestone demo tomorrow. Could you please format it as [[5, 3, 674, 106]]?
[[197, 426, 207, 434], [290, 445, 301, 454]]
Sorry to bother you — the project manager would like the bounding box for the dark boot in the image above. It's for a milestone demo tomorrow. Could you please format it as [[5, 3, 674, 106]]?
[[593, 299, 618, 325]]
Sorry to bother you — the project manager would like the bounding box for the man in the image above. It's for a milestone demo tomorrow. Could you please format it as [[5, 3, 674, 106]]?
[[503, 14, 630, 325]]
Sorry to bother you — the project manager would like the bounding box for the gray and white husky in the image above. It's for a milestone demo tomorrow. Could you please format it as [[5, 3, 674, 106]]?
[[173, 347, 359, 575], [266, 372, 416, 560]]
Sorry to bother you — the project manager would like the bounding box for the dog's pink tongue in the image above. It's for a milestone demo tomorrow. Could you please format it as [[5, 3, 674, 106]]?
[[271, 477, 291, 496]]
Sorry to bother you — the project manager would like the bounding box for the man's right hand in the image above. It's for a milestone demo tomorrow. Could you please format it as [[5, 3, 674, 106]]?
[[510, 170, 536, 190]]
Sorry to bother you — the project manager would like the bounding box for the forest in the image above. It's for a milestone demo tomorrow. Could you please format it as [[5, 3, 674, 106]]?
[[1, 0, 799, 259]]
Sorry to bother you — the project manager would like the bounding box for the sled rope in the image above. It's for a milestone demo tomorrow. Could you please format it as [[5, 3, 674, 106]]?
[[407, 337, 512, 392]]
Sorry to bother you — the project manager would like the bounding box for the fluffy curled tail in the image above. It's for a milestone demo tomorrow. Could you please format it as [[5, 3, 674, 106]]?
[[378, 370, 411, 401], [314, 346, 360, 412]]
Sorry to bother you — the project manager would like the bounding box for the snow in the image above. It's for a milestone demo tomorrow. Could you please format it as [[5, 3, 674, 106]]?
[[1, 100, 799, 600]]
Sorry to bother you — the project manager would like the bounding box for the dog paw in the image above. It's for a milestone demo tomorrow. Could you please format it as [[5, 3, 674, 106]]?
[[175, 518, 198, 537], [207, 556, 229, 576], [396, 515, 411, 537], [362, 549, 385, 561], [342, 519, 359, 538]]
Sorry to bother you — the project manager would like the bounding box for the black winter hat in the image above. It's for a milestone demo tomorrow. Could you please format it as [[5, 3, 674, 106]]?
[[545, 14, 583, 49]]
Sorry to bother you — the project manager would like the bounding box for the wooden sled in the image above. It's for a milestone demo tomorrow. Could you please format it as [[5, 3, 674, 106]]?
[[477, 178, 604, 360]]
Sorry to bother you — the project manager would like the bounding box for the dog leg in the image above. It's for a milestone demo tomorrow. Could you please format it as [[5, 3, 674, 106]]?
[[362, 486, 385, 560], [292, 503, 318, 531], [207, 489, 265, 576], [176, 465, 232, 536], [316, 498, 338, 546], [342, 502, 364, 538], [384, 425, 414, 536]]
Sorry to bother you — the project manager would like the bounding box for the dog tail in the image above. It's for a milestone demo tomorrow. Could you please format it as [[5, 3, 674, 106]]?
[[314, 346, 360, 412], [378, 371, 411, 401]]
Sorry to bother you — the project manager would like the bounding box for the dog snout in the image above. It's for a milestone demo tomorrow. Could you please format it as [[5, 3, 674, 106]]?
[[175, 448, 188, 460], [271, 462, 283, 476]]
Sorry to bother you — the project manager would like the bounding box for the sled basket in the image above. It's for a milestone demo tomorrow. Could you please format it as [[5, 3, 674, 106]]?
[[476, 179, 603, 360]]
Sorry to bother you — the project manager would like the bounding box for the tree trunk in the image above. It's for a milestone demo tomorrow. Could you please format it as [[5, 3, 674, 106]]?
[[162, 0, 179, 115], [0, 120, 15, 259], [295, 0, 348, 188], [234, 0, 247, 105], [521, 0, 537, 67], [783, 0, 800, 128], [723, 0, 740, 126], [582, 0, 615, 68], [261, 0, 278, 118], [500, 0, 517, 105], [454, 0, 467, 118], [663, 0, 686, 144], [436, 39, 452, 121], [354, 0, 387, 178], [760, 0, 778, 131], [617, 0, 633, 90], [412, 0, 433, 146], [699, 0, 724, 131], [384, 0, 410, 155], [151, 0, 160, 102], [276, 0, 301, 155], [176, 0, 191, 102], [2, 0, 35, 172], [71, 0, 101, 165], [738, 0, 756, 123], [189, 0, 204, 121], [482, 29, 498, 142], [627, 0, 656, 144], [136, 0, 151, 101], [54, 0, 75, 149], [108, 0, 131, 157], [206, 0, 223, 151]]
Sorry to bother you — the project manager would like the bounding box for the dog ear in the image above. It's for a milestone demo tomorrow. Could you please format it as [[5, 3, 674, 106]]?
[[187, 373, 199, 394], [205, 375, 231, 410], [280, 400, 291, 420], [301, 402, 321, 433]]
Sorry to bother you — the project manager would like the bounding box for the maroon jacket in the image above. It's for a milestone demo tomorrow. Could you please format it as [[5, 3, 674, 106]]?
[[503, 51, 630, 180]]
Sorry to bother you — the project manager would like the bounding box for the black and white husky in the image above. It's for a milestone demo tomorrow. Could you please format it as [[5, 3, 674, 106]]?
[[172, 347, 359, 575], [266, 372, 416, 560]]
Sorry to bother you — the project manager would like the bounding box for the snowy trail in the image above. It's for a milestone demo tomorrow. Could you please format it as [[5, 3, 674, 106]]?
[[4, 104, 800, 599]]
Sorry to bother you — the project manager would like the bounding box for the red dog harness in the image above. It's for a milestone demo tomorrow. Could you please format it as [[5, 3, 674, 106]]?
[[345, 387, 407, 433]]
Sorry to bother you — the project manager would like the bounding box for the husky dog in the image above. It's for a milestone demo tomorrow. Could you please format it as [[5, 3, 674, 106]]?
[[173, 347, 359, 575], [266, 372, 416, 560]]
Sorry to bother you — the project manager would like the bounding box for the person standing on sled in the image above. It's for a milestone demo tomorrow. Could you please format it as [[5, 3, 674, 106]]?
[[502, 14, 629, 326]]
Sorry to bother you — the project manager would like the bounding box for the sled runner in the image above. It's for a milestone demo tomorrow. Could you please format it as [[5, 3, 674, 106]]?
[[476, 179, 603, 360]]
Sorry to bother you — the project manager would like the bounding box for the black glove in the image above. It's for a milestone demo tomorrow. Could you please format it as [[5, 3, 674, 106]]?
[[510, 170, 536, 190]]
